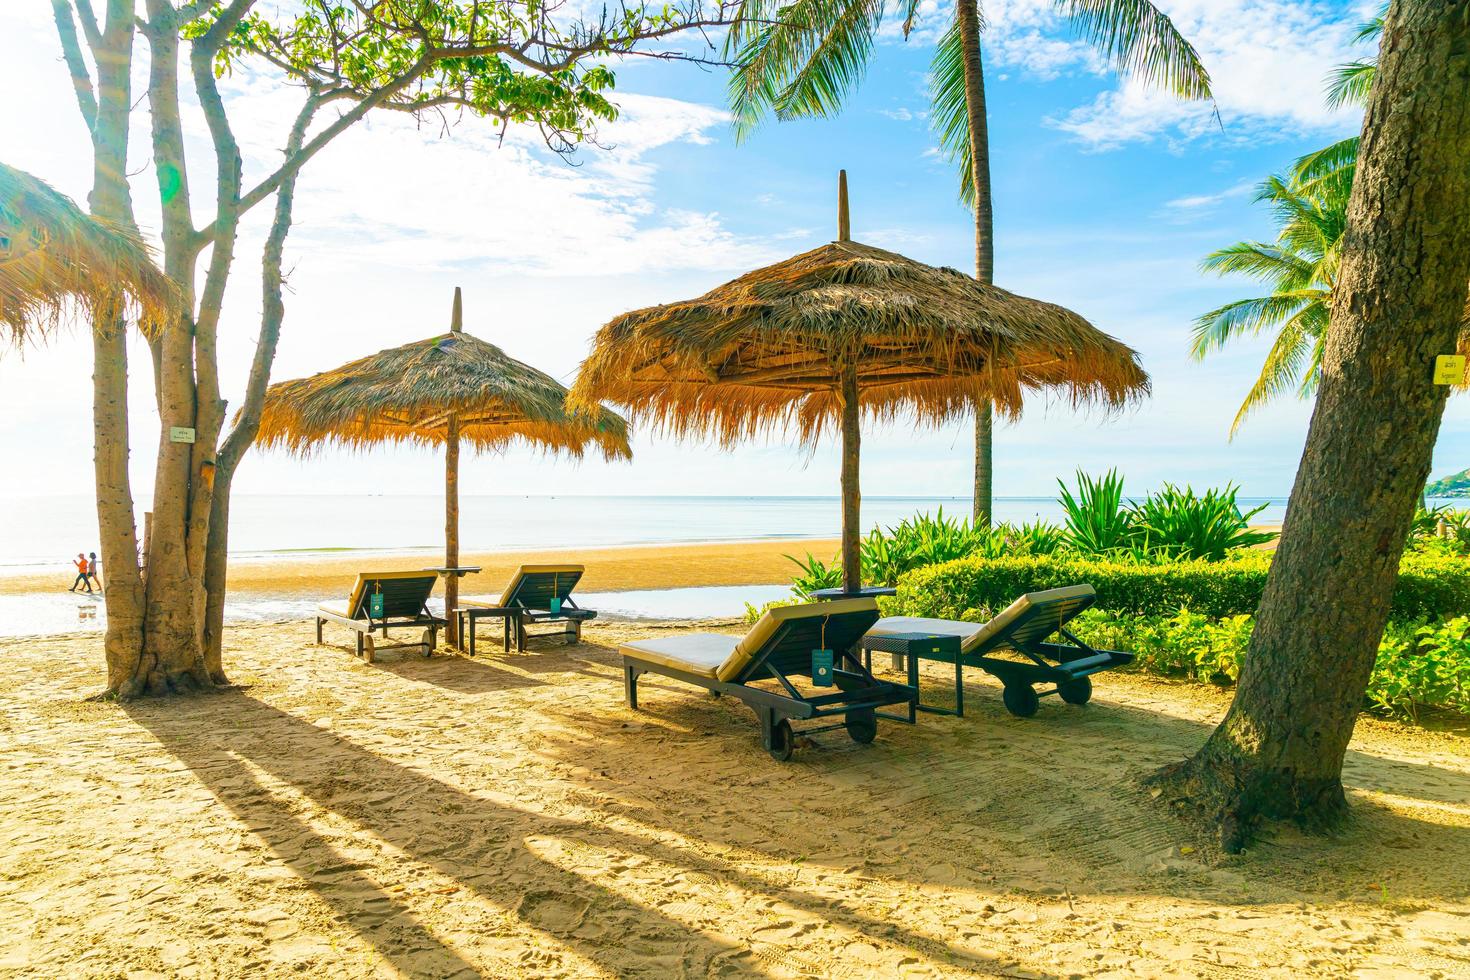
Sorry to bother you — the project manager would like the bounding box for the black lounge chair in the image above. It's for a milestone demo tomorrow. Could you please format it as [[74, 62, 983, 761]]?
[[862, 584, 1133, 717], [458, 564, 597, 654], [620, 598, 917, 761], [315, 571, 445, 662]]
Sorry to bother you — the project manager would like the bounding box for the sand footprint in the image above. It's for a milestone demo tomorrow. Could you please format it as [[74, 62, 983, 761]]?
[[516, 890, 590, 936]]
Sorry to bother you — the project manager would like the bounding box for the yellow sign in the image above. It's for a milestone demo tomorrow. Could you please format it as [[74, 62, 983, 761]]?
[[1434, 355, 1466, 386]]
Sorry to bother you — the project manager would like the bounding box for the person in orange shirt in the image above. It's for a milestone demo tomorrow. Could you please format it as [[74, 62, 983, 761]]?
[[68, 553, 92, 594]]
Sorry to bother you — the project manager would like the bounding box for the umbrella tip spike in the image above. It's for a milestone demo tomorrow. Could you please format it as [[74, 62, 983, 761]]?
[[837, 170, 850, 243], [451, 286, 463, 333]]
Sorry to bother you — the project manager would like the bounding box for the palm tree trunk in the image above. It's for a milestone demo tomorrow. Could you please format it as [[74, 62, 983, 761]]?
[[955, 0, 995, 526], [1148, 0, 1470, 852]]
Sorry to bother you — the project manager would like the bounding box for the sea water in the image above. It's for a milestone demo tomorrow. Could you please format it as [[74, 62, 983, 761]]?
[[0, 492, 1304, 574]]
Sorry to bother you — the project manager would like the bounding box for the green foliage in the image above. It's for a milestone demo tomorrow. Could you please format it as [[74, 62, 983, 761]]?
[[892, 551, 1470, 623], [1192, 173, 1341, 436], [1054, 471, 1276, 560], [1129, 483, 1276, 560], [1057, 469, 1132, 554], [858, 509, 1063, 587], [1071, 608, 1470, 722], [1407, 505, 1470, 556], [783, 551, 843, 599], [185, 0, 719, 149]]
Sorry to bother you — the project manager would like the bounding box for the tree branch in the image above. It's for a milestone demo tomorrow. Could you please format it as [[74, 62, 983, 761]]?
[[51, 0, 99, 133]]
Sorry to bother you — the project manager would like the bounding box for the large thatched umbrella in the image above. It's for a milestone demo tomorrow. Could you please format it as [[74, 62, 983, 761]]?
[[572, 172, 1148, 592], [256, 288, 631, 644], [0, 161, 178, 342]]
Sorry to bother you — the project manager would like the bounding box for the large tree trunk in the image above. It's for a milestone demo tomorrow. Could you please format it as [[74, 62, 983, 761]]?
[[955, 0, 995, 526], [77, 0, 149, 696], [1148, 0, 1470, 852], [202, 94, 316, 679]]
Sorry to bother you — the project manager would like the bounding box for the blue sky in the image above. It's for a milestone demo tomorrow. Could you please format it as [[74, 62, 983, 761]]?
[[4, 0, 1459, 502]]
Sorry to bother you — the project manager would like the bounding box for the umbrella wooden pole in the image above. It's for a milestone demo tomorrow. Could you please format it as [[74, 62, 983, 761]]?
[[839, 359, 862, 592], [445, 414, 460, 647], [445, 286, 464, 647]]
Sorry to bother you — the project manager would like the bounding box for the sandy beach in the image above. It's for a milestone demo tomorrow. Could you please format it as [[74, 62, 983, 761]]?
[[1, 619, 1467, 977], [0, 538, 840, 599]]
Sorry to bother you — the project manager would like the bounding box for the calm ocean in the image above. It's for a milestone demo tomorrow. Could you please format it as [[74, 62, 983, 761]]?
[[0, 492, 1302, 573]]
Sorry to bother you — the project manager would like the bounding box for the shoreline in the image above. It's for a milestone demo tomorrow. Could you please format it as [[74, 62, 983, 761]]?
[[0, 537, 839, 599]]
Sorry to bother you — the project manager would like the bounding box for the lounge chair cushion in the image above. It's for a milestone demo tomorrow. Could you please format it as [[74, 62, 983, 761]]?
[[498, 563, 584, 607], [869, 584, 1095, 654], [622, 598, 880, 683], [621, 633, 739, 679], [318, 601, 353, 620]]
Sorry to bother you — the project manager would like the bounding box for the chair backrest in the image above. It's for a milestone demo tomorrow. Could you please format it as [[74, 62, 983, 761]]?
[[347, 572, 438, 620], [499, 564, 584, 610], [717, 598, 880, 684], [970, 584, 1095, 654]]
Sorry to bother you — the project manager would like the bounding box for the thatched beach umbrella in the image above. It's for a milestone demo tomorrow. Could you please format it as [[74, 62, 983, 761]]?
[[256, 288, 631, 644], [572, 172, 1148, 592], [0, 161, 178, 342]]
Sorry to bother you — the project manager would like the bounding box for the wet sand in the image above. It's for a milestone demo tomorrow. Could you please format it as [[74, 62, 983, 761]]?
[[1, 620, 1467, 977], [0, 537, 841, 599]]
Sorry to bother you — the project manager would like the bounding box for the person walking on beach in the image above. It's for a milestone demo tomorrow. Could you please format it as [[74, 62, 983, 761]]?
[[86, 552, 102, 593], [68, 553, 91, 593]]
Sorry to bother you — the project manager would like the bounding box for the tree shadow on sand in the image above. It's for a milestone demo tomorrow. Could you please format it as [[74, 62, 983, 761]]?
[[537, 640, 1470, 909], [127, 691, 1038, 978]]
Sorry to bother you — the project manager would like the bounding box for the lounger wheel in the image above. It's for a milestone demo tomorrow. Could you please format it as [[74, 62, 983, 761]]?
[[767, 718, 794, 762], [1058, 676, 1092, 705], [421, 628, 435, 657], [361, 634, 376, 664], [1002, 683, 1038, 718], [845, 707, 877, 745]]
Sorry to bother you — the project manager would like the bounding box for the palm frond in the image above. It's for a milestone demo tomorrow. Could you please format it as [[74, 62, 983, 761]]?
[[1227, 303, 1320, 437], [1191, 292, 1320, 358], [929, 18, 976, 207], [1292, 136, 1359, 187], [727, 0, 885, 139], [1200, 241, 1315, 286], [1058, 0, 1212, 100], [1326, 59, 1375, 109], [774, 0, 886, 121]]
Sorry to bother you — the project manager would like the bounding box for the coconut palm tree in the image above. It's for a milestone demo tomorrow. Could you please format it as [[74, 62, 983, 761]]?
[[727, 0, 1210, 524], [1192, 173, 1346, 436]]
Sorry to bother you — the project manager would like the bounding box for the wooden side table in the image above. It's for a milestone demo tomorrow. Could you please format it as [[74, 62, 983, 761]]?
[[858, 631, 965, 720]]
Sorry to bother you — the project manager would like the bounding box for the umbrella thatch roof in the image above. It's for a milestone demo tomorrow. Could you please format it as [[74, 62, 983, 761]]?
[[572, 239, 1148, 445], [256, 330, 632, 459], [0, 162, 178, 342]]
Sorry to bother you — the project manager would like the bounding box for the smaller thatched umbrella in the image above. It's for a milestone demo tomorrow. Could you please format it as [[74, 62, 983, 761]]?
[[0, 162, 178, 342], [573, 172, 1148, 592], [255, 288, 631, 645]]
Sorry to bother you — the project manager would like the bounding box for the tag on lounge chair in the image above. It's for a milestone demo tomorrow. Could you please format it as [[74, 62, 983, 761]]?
[[812, 649, 834, 686], [549, 596, 563, 616], [369, 591, 385, 619]]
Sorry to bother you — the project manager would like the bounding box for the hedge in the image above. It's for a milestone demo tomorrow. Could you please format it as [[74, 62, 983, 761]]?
[[891, 552, 1470, 623]]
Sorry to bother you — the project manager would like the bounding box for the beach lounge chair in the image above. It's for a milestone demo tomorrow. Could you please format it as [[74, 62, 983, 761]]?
[[862, 585, 1133, 718], [315, 571, 446, 662], [457, 564, 597, 655], [620, 598, 917, 761]]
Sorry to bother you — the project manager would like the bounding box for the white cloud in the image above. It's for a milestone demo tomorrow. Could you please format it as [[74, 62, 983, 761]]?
[[1163, 178, 1257, 212], [982, 0, 1370, 149]]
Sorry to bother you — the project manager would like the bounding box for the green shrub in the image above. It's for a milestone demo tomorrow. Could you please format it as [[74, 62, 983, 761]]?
[[1071, 609, 1470, 721], [783, 552, 842, 599], [1129, 484, 1276, 559], [1058, 469, 1133, 554], [892, 552, 1470, 622], [859, 509, 1065, 586]]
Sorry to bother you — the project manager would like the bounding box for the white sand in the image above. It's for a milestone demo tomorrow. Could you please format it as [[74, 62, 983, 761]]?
[[0, 620, 1467, 978]]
